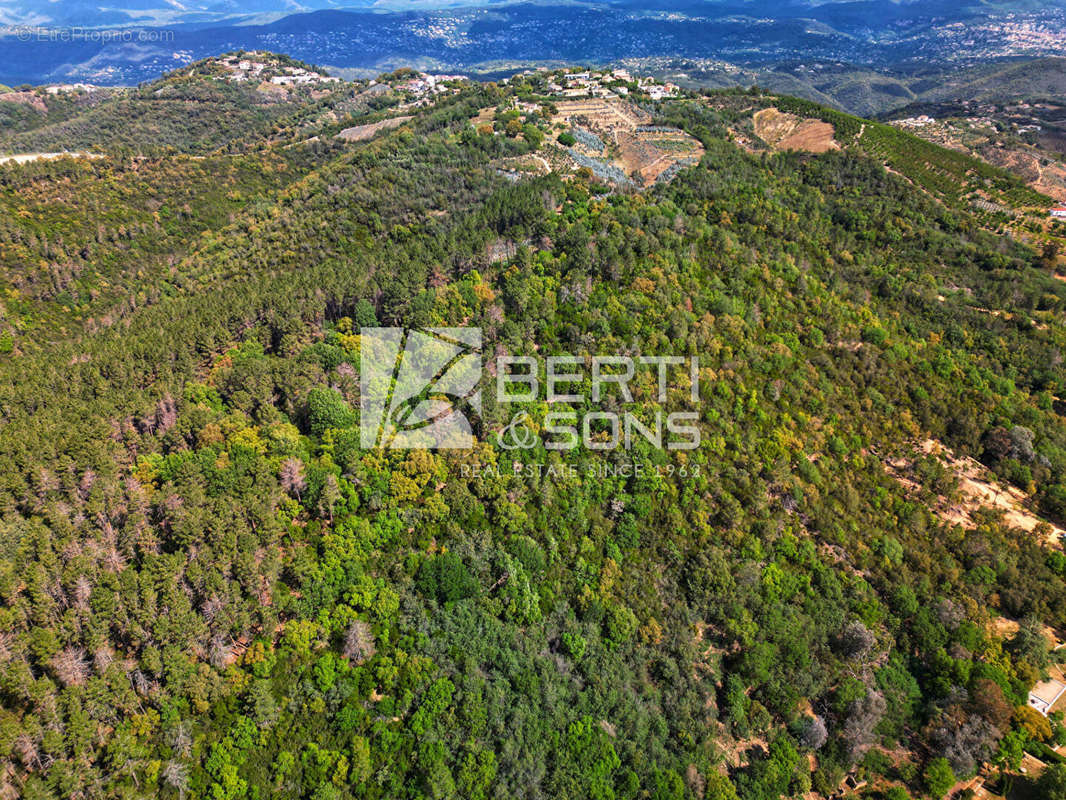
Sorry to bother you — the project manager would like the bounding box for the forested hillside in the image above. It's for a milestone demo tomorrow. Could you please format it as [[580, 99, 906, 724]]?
[[2, 60, 1066, 800]]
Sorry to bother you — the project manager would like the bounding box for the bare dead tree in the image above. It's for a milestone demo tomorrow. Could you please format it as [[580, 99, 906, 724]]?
[[343, 620, 376, 665], [51, 647, 90, 687], [161, 761, 190, 800], [279, 457, 307, 499], [93, 646, 114, 674]]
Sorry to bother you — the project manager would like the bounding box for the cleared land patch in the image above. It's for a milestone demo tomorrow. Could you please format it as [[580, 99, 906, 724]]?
[[753, 107, 838, 153], [886, 438, 1064, 545], [0, 152, 103, 164], [335, 115, 413, 142], [550, 98, 704, 186]]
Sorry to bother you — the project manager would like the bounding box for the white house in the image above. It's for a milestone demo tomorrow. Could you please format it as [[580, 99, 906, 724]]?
[[1029, 678, 1066, 716]]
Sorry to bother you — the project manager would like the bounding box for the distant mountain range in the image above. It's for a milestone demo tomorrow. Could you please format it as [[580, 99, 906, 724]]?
[[6, 0, 1066, 27], [1, 0, 1065, 97], [2, 0, 1064, 29]]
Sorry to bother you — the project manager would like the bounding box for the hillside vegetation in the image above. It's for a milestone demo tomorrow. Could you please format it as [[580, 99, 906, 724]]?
[[2, 61, 1066, 800]]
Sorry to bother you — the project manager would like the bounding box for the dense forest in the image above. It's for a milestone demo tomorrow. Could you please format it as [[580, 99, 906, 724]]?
[[2, 59, 1066, 800]]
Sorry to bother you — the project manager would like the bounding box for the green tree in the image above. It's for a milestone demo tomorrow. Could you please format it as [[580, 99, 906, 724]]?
[[306, 388, 354, 436], [924, 757, 955, 799], [1037, 763, 1066, 800]]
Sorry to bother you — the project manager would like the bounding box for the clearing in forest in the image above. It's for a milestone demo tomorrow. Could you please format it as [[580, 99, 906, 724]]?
[[335, 115, 413, 142], [753, 107, 838, 153], [886, 438, 1064, 545]]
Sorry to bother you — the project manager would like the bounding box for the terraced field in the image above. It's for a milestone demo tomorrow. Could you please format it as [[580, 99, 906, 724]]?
[[551, 97, 704, 186]]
